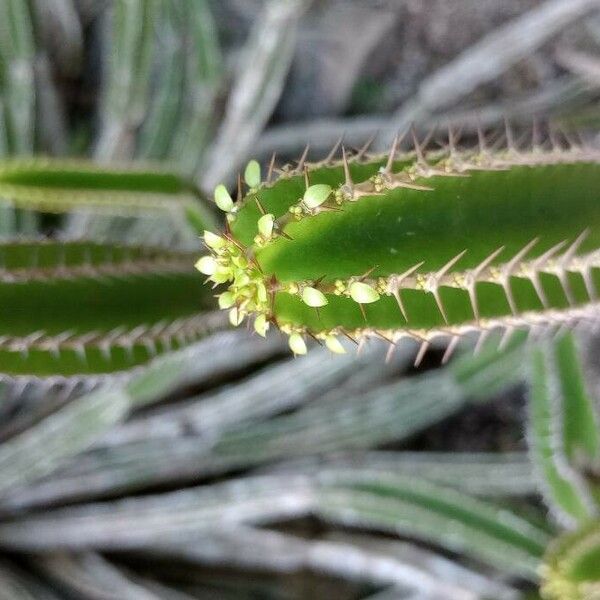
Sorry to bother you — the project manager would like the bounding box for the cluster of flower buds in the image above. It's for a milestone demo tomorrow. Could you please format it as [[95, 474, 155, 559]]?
[[195, 229, 270, 337]]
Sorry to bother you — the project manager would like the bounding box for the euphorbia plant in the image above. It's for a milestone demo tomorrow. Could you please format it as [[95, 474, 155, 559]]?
[[199, 128, 600, 362]]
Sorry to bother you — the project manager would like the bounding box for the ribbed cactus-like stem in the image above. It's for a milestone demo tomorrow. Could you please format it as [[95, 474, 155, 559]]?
[[200, 128, 600, 360], [0, 158, 216, 231], [0, 240, 214, 378]]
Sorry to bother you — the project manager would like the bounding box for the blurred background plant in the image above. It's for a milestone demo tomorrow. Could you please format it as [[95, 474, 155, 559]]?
[[0, 0, 600, 598]]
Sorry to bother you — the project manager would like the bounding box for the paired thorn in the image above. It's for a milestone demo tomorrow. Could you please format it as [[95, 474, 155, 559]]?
[[426, 250, 467, 324], [391, 261, 424, 322], [411, 126, 427, 166], [556, 229, 589, 305], [529, 240, 567, 309], [500, 238, 538, 315], [466, 246, 504, 321]]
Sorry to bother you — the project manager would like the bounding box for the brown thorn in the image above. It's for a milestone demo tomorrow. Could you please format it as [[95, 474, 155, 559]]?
[[356, 336, 368, 356], [556, 229, 589, 305], [383, 133, 400, 174], [467, 246, 505, 321], [555, 124, 578, 151], [236, 173, 243, 202], [358, 302, 367, 323], [432, 288, 449, 325], [474, 246, 505, 278], [473, 328, 490, 355], [508, 238, 538, 273], [267, 152, 277, 183], [307, 331, 323, 346], [548, 124, 561, 152], [254, 197, 266, 215], [437, 249, 467, 278], [359, 265, 379, 280], [341, 146, 354, 190], [355, 133, 376, 160], [428, 250, 467, 325], [448, 125, 457, 155], [563, 228, 589, 264], [392, 288, 409, 323], [530, 240, 568, 309], [374, 330, 395, 345], [514, 130, 529, 151], [342, 330, 359, 345], [385, 342, 397, 363], [498, 326, 515, 352], [414, 339, 430, 367], [295, 144, 310, 174], [500, 238, 538, 315], [582, 262, 597, 302], [531, 117, 541, 151], [422, 124, 438, 149], [504, 117, 515, 152], [441, 335, 460, 364], [475, 117, 487, 154], [490, 126, 507, 152], [324, 135, 344, 163], [411, 125, 427, 165], [391, 261, 424, 322]]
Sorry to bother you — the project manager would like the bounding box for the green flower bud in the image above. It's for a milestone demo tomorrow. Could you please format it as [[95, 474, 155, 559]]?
[[203, 230, 225, 250], [254, 313, 269, 337], [244, 160, 261, 188], [349, 281, 380, 304], [301, 286, 328, 307], [303, 184, 332, 209], [229, 306, 245, 326], [214, 184, 233, 212], [258, 213, 275, 240], [218, 291, 236, 309], [288, 333, 307, 355], [325, 335, 346, 354], [195, 255, 217, 276]]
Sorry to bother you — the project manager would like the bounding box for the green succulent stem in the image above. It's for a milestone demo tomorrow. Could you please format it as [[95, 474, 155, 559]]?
[[200, 129, 600, 357], [0, 240, 214, 377], [0, 158, 217, 232]]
